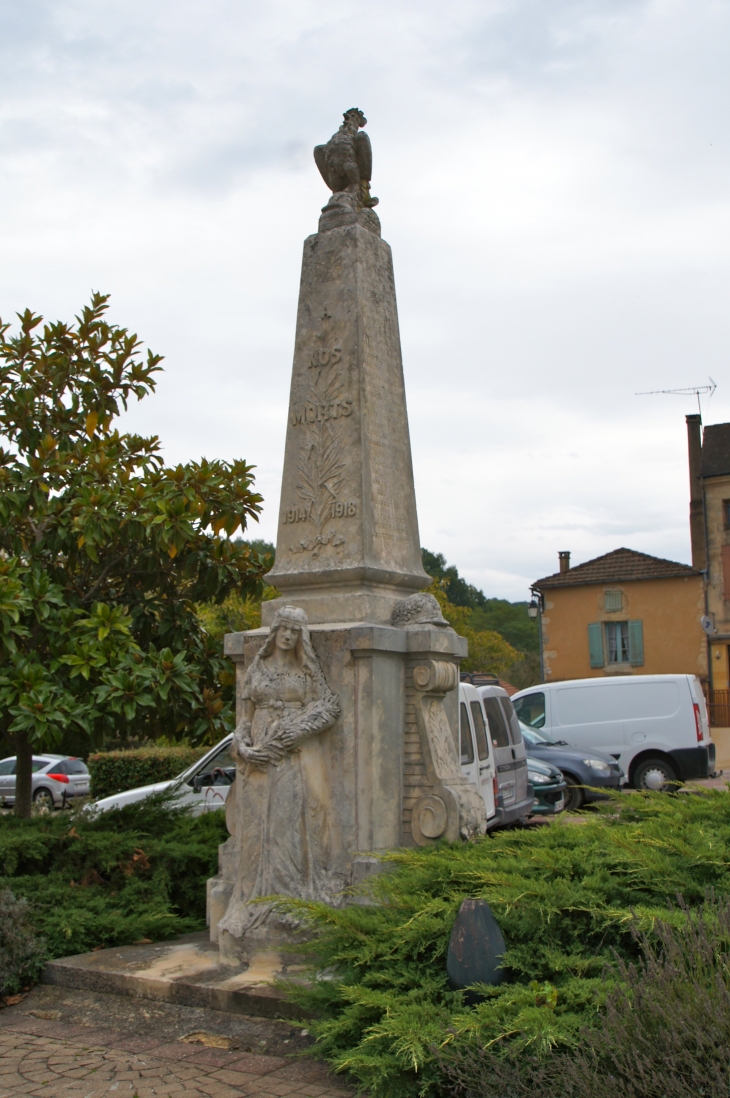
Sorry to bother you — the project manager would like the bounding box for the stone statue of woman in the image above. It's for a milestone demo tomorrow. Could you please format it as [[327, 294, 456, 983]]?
[[218, 606, 341, 950]]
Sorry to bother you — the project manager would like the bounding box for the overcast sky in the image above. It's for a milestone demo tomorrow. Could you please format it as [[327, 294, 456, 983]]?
[[2, 0, 729, 600]]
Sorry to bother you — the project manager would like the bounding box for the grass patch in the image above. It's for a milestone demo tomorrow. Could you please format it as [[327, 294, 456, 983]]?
[[282, 789, 730, 1097], [0, 794, 227, 965]]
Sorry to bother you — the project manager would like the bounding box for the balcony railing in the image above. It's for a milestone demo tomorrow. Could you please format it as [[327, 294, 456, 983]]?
[[709, 690, 730, 728]]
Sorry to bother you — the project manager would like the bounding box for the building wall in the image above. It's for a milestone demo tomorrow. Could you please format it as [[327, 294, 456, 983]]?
[[541, 575, 707, 683], [703, 475, 730, 690]]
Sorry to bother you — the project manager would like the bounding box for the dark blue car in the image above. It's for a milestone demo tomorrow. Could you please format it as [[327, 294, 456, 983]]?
[[518, 722, 624, 812]]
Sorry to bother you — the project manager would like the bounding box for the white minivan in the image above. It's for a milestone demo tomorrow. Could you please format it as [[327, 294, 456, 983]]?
[[458, 682, 498, 826], [512, 674, 715, 791]]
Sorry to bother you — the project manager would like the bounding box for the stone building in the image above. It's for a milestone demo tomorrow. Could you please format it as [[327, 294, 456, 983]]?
[[531, 548, 706, 684], [686, 414, 730, 696]]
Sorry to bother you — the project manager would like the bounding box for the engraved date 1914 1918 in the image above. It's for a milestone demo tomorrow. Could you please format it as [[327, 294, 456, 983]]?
[[283, 500, 357, 525]]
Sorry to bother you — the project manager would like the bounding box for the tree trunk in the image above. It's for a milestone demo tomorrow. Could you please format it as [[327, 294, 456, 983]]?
[[14, 730, 33, 819]]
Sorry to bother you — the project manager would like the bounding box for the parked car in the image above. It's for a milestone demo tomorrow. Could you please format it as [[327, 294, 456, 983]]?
[[512, 674, 715, 791], [92, 738, 236, 814], [459, 682, 498, 827], [95, 688, 511, 832], [0, 755, 90, 808], [519, 722, 624, 811], [476, 684, 535, 826], [526, 756, 566, 816]]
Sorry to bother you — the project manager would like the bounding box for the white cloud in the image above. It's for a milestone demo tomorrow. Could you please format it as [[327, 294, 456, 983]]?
[[1, 0, 729, 598]]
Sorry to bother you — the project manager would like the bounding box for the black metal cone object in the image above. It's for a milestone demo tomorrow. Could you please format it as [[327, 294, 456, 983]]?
[[446, 898, 506, 1004]]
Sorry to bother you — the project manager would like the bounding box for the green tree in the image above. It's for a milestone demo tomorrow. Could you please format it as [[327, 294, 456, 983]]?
[[197, 540, 278, 646], [427, 582, 518, 675], [470, 599, 539, 654], [421, 548, 486, 608], [0, 294, 266, 817]]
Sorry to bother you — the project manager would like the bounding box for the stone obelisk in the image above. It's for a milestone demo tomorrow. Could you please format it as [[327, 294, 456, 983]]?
[[209, 110, 483, 962], [262, 125, 428, 624]]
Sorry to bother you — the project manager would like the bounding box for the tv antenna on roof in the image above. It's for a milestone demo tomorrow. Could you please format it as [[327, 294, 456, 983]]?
[[636, 377, 717, 418]]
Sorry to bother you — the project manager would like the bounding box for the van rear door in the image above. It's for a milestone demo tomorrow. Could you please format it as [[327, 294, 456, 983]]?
[[688, 676, 711, 742], [459, 686, 496, 821], [469, 696, 496, 819], [482, 694, 529, 810]]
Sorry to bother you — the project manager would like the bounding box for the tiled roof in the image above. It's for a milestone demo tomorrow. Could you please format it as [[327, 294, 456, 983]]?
[[534, 547, 700, 589], [701, 422, 730, 478]]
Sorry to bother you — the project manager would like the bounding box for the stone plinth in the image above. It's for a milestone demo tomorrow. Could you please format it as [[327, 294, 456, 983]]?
[[263, 218, 429, 626], [207, 621, 478, 947]]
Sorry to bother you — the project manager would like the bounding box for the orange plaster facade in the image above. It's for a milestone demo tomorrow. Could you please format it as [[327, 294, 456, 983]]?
[[541, 575, 708, 684]]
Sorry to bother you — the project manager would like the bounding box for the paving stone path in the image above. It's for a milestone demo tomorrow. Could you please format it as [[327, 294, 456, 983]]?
[[0, 988, 355, 1098]]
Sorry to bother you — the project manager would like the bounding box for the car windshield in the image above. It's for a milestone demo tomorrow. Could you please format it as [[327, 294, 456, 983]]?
[[520, 722, 556, 746], [185, 742, 237, 787], [513, 691, 545, 729]]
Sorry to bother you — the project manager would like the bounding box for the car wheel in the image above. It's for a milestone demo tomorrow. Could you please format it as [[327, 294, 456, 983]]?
[[562, 775, 584, 812], [632, 757, 679, 792], [32, 787, 54, 809]]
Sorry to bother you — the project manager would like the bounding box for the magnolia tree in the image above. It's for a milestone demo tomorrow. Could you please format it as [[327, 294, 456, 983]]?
[[0, 294, 266, 817]]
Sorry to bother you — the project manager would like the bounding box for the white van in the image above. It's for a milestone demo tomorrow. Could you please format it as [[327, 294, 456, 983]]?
[[512, 674, 715, 791], [458, 682, 498, 826]]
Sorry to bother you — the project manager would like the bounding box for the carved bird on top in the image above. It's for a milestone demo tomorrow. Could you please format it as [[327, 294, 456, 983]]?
[[314, 108, 379, 209]]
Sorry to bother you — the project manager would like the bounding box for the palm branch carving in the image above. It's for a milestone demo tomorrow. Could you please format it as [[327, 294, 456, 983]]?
[[295, 358, 349, 533]]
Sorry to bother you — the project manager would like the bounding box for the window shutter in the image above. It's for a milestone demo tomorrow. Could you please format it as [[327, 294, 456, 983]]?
[[588, 622, 604, 668], [628, 620, 644, 666]]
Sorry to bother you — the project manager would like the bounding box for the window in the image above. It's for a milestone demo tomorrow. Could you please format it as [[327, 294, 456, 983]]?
[[469, 701, 490, 761], [513, 692, 545, 729], [460, 703, 474, 764], [51, 759, 88, 776], [500, 698, 523, 745], [588, 621, 644, 667], [187, 743, 237, 788], [32, 759, 53, 772], [0, 760, 15, 776], [606, 621, 630, 663], [482, 696, 511, 748], [604, 590, 623, 612], [724, 500, 730, 529]]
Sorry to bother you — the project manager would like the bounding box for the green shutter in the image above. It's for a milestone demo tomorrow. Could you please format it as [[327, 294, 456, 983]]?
[[588, 622, 604, 668], [628, 620, 644, 666]]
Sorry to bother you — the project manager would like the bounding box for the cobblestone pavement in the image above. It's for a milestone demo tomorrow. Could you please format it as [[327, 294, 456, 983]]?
[[0, 989, 356, 1098]]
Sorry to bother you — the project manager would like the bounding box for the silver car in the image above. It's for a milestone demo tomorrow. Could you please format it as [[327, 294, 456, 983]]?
[[0, 755, 90, 808]]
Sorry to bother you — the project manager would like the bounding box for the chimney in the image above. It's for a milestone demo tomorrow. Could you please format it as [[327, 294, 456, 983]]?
[[686, 414, 707, 571], [558, 551, 571, 574]]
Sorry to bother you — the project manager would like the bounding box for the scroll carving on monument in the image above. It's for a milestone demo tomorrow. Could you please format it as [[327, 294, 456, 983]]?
[[410, 659, 487, 845], [218, 607, 342, 945]]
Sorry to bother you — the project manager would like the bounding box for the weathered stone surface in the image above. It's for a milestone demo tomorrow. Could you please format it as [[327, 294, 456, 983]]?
[[42, 932, 311, 1021], [314, 106, 379, 216], [211, 111, 477, 958], [210, 619, 468, 942], [263, 220, 429, 626], [217, 607, 342, 962], [446, 899, 507, 1003]]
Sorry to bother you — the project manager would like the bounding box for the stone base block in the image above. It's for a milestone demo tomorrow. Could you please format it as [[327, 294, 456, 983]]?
[[42, 932, 312, 1021]]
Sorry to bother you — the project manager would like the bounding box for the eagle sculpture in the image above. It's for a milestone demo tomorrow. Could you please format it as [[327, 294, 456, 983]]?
[[314, 108, 379, 209]]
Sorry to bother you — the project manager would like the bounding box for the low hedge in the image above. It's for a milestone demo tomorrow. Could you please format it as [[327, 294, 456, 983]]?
[[87, 746, 201, 799], [0, 795, 228, 981]]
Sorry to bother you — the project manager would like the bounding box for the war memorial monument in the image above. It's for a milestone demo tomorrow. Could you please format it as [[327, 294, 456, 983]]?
[[209, 109, 485, 965]]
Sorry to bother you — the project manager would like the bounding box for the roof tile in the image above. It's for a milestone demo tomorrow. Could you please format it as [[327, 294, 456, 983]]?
[[534, 547, 699, 589]]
